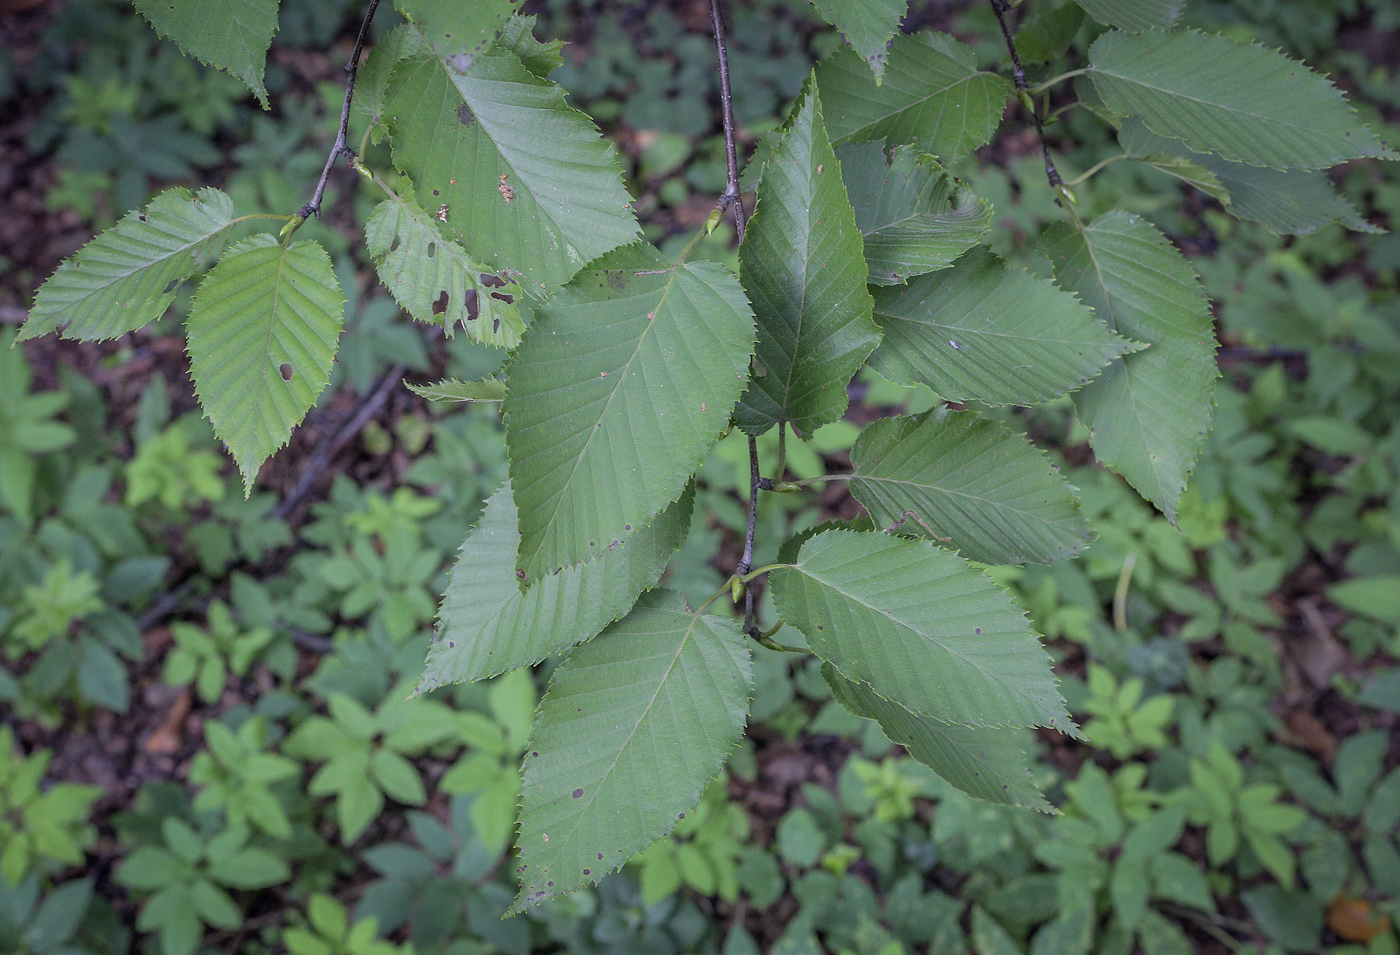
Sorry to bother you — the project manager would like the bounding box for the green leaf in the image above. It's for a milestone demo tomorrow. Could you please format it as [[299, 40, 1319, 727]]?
[[497, 15, 565, 78], [1120, 118, 1378, 235], [819, 32, 1009, 164], [1075, 0, 1182, 32], [824, 664, 1051, 810], [386, 40, 638, 296], [132, 0, 278, 106], [735, 80, 879, 437], [771, 530, 1076, 733], [1042, 212, 1215, 520], [414, 482, 692, 692], [869, 246, 1137, 406], [364, 191, 524, 348], [1087, 30, 1396, 171], [186, 235, 344, 492], [405, 377, 507, 402], [848, 410, 1090, 564], [808, 0, 910, 78], [838, 143, 992, 286], [394, 0, 516, 60], [511, 590, 752, 912], [22, 188, 235, 342], [503, 244, 754, 578]]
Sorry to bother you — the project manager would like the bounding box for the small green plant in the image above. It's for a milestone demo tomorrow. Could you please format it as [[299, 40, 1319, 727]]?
[[283, 693, 456, 843], [848, 757, 924, 825], [4, 560, 104, 657], [1080, 664, 1175, 759], [0, 331, 77, 527], [163, 600, 275, 704], [123, 419, 225, 512], [0, 729, 101, 887], [188, 716, 299, 839], [633, 781, 749, 905], [115, 818, 289, 955], [0, 876, 100, 955], [283, 894, 408, 955], [1171, 742, 1307, 885], [439, 669, 535, 855]]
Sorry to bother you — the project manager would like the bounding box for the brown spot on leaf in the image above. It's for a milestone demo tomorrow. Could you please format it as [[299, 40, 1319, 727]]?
[[457, 104, 474, 126], [279, 363, 294, 381]]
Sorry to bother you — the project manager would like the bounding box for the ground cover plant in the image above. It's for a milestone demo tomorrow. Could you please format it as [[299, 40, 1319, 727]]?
[[2, 0, 1399, 952]]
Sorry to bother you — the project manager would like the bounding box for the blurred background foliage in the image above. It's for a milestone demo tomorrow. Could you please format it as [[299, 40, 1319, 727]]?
[[1, 0, 1399, 953]]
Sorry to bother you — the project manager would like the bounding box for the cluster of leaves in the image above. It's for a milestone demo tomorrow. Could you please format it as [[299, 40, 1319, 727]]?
[[3, 0, 1400, 952]]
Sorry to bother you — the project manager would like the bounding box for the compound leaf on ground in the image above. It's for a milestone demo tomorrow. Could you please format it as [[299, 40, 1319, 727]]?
[[414, 483, 692, 692], [1088, 29, 1396, 171], [22, 188, 235, 342], [364, 190, 524, 348], [869, 246, 1138, 406], [405, 377, 506, 402], [735, 79, 879, 437], [186, 235, 344, 493], [504, 243, 755, 579], [823, 664, 1052, 811], [1042, 211, 1215, 521], [1120, 118, 1378, 235], [1075, 0, 1182, 32], [819, 32, 1009, 164], [839, 142, 992, 285], [132, 0, 278, 106], [849, 410, 1090, 564], [771, 530, 1077, 734], [511, 589, 751, 912], [386, 40, 638, 296], [807, 0, 909, 79]]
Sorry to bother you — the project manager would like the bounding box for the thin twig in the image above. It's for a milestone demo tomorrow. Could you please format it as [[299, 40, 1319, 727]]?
[[298, 0, 382, 220], [989, 0, 1064, 190], [710, 0, 764, 637], [710, 0, 748, 241]]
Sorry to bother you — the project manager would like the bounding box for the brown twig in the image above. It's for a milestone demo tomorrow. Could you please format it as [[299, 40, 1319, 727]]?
[[298, 0, 382, 220], [710, 0, 748, 242], [710, 0, 764, 636], [989, 0, 1064, 190]]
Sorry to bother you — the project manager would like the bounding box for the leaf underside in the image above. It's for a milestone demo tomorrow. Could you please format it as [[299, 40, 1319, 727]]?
[[869, 246, 1137, 406], [186, 235, 344, 492], [394, 0, 517, 60], [807, 0, 910, 78], [839, 142, 993, 286], [386, 41, 639, 296], [849, 410, 1090, 565], [415, 482, 693, 692], [1088, 29, 1396, 171], [504, 244, 755, 579], [735, 79, 880, 437], [132, 0, 278, 106], [771, 530, 1077, 734], [23, 188, 235, 342], [819, 32, 1009, 165], [1120, 118, 1377, 235], [405, 377, 507, 402], [512, 590, 752, 912], [1042, 211, 1216, 520], [823, 664, 1052, 811], [364, 192, 524, 348]]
